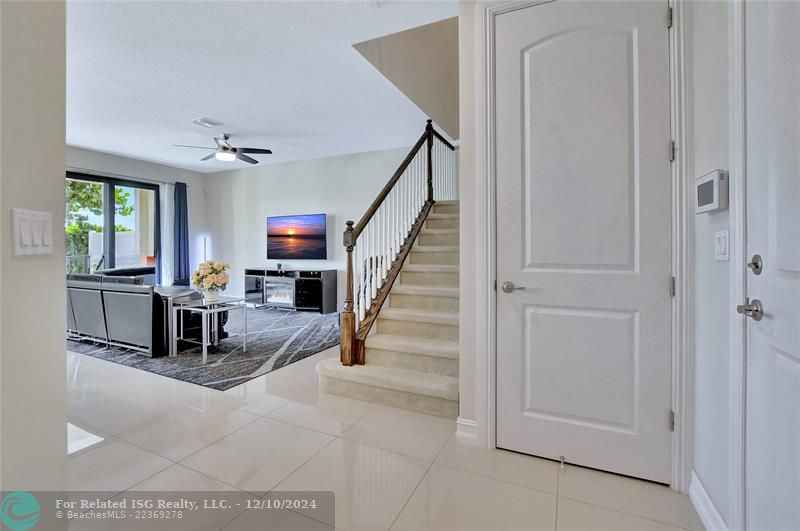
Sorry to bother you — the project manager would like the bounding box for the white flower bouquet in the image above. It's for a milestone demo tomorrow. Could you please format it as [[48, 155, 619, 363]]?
[[191, 260, 230, 301]]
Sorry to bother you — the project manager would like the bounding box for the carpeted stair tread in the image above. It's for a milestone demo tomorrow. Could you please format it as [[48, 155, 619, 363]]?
[[366, 334, 459, 359], [378, 307, 459, 326], [316, 358, 458, 401], [420, 228, 459, 235], [400, 264, 459, 273], [391, 284, 459, 298], [411, 244, 459, 253]]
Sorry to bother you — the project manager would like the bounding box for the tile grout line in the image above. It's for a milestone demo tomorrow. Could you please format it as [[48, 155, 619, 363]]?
[[386, 427, 453, 530], [555, 493, 697, 531], [116, 408, 261, 468], [174, 413, 271, 465], [431, 460, 558, 498], [554, 464, 561, 530]]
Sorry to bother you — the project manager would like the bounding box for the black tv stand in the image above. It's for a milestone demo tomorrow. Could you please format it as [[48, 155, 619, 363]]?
[[244, 268, 337, 314]]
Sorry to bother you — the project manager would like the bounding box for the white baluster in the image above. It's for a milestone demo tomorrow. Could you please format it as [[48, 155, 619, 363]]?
[[444, 144, 448, 200], [366, 225, 373, 307], [381, 205, 387, 280], [418, 152, 423, 211], [447, 146, 451, 200], [377, 207, 382, 284], [434, 142, 439, 201], [370, 221, 377, 300], [359, 234, 365, 322], [396, 180, 402, 251]]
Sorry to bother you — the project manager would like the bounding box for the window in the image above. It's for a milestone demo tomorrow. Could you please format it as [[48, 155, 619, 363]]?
[[65, 173, 160, 277]]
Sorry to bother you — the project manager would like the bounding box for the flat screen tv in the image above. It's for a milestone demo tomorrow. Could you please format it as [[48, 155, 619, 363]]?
[[267, 213, 327, 260]]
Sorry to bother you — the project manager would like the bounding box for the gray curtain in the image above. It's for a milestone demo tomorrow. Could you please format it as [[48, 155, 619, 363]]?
[[173, 182, 190, 285]]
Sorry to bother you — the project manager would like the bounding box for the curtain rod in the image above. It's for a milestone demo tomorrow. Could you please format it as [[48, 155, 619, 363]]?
[[65, 166, 189, 188]]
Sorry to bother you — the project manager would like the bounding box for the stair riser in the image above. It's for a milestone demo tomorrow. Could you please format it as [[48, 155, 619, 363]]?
[[390, 293, 460, 312], [400, 270, 459, 287], [419, 233, 459, 246], [432, 204, 459, 214], [410, 251, 459, 266], [378, 318, 459, 341], [365, 348, 459, 377], [426, 218, 458, 230], [320, 375, 457, 418]]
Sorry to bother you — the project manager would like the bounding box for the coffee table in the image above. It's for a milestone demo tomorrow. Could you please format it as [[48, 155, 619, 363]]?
[[172, 296, 247, 364]]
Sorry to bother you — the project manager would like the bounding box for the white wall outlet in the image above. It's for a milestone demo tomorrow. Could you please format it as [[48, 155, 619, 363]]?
[[12, 208, 53, 256], [714, 230, 729, 262]]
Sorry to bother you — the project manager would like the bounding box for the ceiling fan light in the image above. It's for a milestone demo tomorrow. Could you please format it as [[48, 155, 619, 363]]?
[[215, 151, 236, 162]]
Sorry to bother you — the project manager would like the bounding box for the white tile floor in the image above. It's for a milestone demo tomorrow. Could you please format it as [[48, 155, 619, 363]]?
[[67, 347, 705, 531]]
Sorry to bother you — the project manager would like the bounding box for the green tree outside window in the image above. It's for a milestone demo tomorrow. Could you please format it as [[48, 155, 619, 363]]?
[[65, 180, 134, 273]]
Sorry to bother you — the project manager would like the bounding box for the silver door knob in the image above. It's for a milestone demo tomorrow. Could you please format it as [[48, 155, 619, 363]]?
[[501, 281, 525, 293], [736, 297, 764, 321]]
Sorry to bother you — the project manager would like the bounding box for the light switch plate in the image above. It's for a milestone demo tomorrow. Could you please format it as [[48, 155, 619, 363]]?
[[12, 208, 53, 256], [714, 230, 729, 262]]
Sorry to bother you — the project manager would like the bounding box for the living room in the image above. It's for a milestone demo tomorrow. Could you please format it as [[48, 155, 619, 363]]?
[[3, 1, 798, 530]]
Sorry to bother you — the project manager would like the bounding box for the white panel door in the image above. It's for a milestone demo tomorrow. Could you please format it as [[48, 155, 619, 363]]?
[[744, 2, 800, 529], [495, 0, 673, 482]]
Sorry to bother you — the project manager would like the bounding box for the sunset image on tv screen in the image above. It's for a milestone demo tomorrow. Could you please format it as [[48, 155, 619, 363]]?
[[267, 213, 327, 259]]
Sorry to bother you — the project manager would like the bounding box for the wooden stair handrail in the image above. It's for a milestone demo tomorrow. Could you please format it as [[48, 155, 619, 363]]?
[[352, 130, 428, 239], [432, 128, 456, 151]]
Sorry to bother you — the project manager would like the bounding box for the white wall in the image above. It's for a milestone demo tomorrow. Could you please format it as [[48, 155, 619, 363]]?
[[688, 0, 732, 523], [354, 17, 460, 140], [0, 0, 68, 491], [66, 146, 209, 276], [202, 148, 409, 307], [457, 0, 478, 425]]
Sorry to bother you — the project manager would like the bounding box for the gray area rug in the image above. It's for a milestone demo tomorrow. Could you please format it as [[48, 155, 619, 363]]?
[[67, 308, 340, 391]]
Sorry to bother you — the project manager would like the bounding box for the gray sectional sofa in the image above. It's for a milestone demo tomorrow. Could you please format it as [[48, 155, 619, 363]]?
[[67, 274, 165, 356]]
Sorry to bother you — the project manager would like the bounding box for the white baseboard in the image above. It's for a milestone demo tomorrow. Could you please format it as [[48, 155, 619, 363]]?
[[689, 470, 729, 531], [456, 417, 479, 441]]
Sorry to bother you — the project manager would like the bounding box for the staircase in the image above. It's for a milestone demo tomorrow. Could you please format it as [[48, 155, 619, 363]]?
[[317, 201, 459, 418], [316, 120, 459, 418]]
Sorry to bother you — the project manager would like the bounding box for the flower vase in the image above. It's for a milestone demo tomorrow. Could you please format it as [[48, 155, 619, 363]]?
[[203, 289, 221, 303]]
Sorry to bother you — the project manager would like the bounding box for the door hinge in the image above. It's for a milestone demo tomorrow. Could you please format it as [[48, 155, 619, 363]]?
[[669, 410, 676, 431], [669, 140, 676, 162], [667, 6, 674, 29], [670, 276, 676, 297]]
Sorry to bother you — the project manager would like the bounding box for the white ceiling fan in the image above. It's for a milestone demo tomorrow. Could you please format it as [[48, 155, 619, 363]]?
[[173, 133, 272, 164]]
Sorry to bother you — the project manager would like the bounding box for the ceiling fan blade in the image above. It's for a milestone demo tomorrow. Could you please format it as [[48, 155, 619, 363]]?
[[201, 153, 216, 161], [174, 144, 215, 150], [236, 152, 258, 165], [238, 148, 272, 155]]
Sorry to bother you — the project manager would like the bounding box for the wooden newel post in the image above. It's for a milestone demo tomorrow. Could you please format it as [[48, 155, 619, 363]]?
[[426, 119, 434, 203], [341, 220, 356, 366]]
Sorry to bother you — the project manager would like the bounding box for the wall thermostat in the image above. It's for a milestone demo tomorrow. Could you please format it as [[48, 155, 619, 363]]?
[[695, 169, 728, 214]]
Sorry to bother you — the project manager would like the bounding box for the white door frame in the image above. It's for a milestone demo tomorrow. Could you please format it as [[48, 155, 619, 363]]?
[[725, 0, 746, 528], [471, 0, 694, 491]]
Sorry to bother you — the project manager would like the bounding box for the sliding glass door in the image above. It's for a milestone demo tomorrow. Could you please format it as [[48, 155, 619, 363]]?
[[113, 185, 157, 268], [65, 172, 160, 277]]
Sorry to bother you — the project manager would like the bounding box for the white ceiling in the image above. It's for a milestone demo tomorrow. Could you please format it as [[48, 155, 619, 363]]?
[[67, 1, 457, 173]]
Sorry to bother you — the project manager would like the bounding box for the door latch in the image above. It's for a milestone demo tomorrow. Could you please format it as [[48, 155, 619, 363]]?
[[501, 281, 525, 293], [736, 297, 764, 321], [747, 254, 763, 275]]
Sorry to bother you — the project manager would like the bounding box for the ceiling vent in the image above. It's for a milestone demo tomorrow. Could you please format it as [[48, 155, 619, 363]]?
[[190, 117, 223, 129]]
